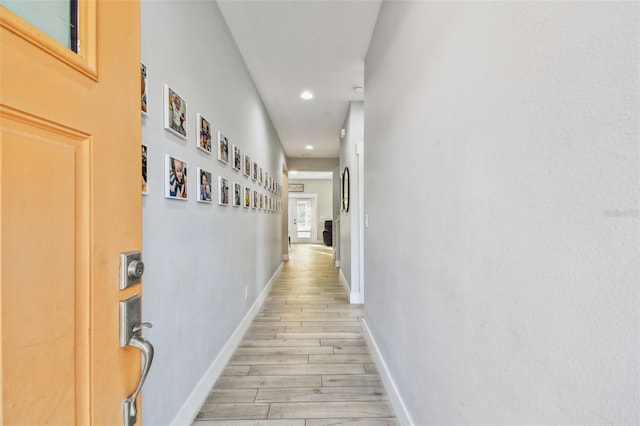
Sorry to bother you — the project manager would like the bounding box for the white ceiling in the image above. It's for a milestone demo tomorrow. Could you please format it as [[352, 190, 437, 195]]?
[[217, 0, 382, 159]]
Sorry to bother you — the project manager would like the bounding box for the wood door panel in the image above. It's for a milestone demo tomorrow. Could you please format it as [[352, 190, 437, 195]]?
[[1, 109, 91, 425], [1, 1, 141, 424]]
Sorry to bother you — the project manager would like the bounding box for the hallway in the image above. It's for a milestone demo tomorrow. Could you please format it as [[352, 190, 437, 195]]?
[[193, 244, 398, 425]]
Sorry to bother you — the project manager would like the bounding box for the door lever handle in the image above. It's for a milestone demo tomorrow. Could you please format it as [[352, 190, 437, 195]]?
[[131, 322, 152, 333], [123, 327, 154, 426]]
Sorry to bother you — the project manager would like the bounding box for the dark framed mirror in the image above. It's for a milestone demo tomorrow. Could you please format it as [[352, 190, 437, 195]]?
[[342, 166, 350, 212]]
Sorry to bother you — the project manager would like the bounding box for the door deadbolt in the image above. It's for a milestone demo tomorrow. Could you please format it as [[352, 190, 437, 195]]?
[[120, 251, 144, 289], [127, 260, 144, 279]]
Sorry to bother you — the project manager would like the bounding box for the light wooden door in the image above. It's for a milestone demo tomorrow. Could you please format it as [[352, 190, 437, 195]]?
[[1, 1, 143, 425]]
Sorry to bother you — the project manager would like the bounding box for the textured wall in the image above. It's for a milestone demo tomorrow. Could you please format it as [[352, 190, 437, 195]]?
[[364, 2, 639, 424], [141, 1, 285, 424]]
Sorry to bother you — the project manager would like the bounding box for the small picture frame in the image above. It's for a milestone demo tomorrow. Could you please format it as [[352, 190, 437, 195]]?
[[218, 132, 229, 164], [197, 168, 213, 203], [244, 186, 251, 208], [232, 182, 242, 207], [259, 193, 264, 210], [141, 63, 148, 116], [259, 167, 264, 185], [196, 114, 212, 154], [252, 161, 258, 181], [165, 155, 188, 199], [232, 145, 242, 172], [252, 189, 258, 209], [244, 154, 251, 177], [218, 176, 229, 205], [163, 85, 187, 139], [141, 144, 148, 194]]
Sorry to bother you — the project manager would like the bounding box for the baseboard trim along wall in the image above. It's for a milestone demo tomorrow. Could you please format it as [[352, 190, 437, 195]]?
[[339, 268, 362, 304], [362, 318, 414, 426], [170, 263, 284, 426]]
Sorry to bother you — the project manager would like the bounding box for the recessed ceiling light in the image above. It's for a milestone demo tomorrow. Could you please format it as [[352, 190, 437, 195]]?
[[302, 154, 311, 157], [305, 145, 314, 150], [300, 90, 314, 100]]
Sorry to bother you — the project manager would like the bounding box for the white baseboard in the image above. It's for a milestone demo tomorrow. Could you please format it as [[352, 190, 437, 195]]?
[[338, 268, 350, 296], [283, 254, 289, 261], [361, 319, 413, 426], [170, 263, 283, 426], [338, 268, 362, 304]]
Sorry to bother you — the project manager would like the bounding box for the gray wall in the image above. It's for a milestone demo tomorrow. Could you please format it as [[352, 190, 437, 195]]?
[[340, 102, 364, 298], [141, 1, 285, 424], [364, 2, 639, 424], [287, 157, 338, 172]]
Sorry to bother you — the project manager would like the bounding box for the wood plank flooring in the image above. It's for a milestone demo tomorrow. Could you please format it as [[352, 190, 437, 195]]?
[[193, 244, 398, 426]]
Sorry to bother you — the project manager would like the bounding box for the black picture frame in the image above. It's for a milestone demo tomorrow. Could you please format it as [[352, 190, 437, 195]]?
[[342, 166, 350, 212]]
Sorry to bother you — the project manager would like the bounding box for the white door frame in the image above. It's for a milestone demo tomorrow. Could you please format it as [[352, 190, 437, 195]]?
[[289, 193, 319, 243]]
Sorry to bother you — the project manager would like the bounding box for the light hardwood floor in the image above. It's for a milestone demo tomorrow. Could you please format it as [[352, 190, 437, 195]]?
[[193, 244, 398, 426]]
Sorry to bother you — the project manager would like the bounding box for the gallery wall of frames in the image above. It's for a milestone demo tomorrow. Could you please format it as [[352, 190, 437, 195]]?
[[141, 64, 283, 213]]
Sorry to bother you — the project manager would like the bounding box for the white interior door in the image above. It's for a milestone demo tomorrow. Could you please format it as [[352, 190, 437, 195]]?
[[289, 194, 318, 243]]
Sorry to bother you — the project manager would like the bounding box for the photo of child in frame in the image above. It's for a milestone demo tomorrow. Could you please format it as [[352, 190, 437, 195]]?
[[233, 145, 241, 171], [164, 85, 187, 138], [141, 63, 148, 115], [244, 186, 251, 208], [218, 132, 229, 164], [244, 154, 251, 177], [165, 155, 188, 199], [233, 182, 242, 207], [197, 114, 212, 154], [197, 168, 212, 203], [142, 145, 148, 194], [218, 176, 229, 205]]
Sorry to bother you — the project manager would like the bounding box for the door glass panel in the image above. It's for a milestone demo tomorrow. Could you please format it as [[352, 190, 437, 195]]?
[[1, 0, 78, 52], [297, 200, 311, 239]]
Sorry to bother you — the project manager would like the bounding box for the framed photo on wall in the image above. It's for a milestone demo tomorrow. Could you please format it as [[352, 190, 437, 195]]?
[[141, 144, 148, 195], [165, 155, 188, 199], [244, 186, 251, 208], [252, 161, 258, 181], [141, 63, 148, 116], [232, 145, 242, 171], [163, 85, 187, 139], [244, 154, 251, 177], [217, 132, 229, 164], [197, 168, 213, 203], [232, 182, 242, 207], [252, 189, 257, 209], [218, 176, 229, 205], [196, 114, 212, 154]]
